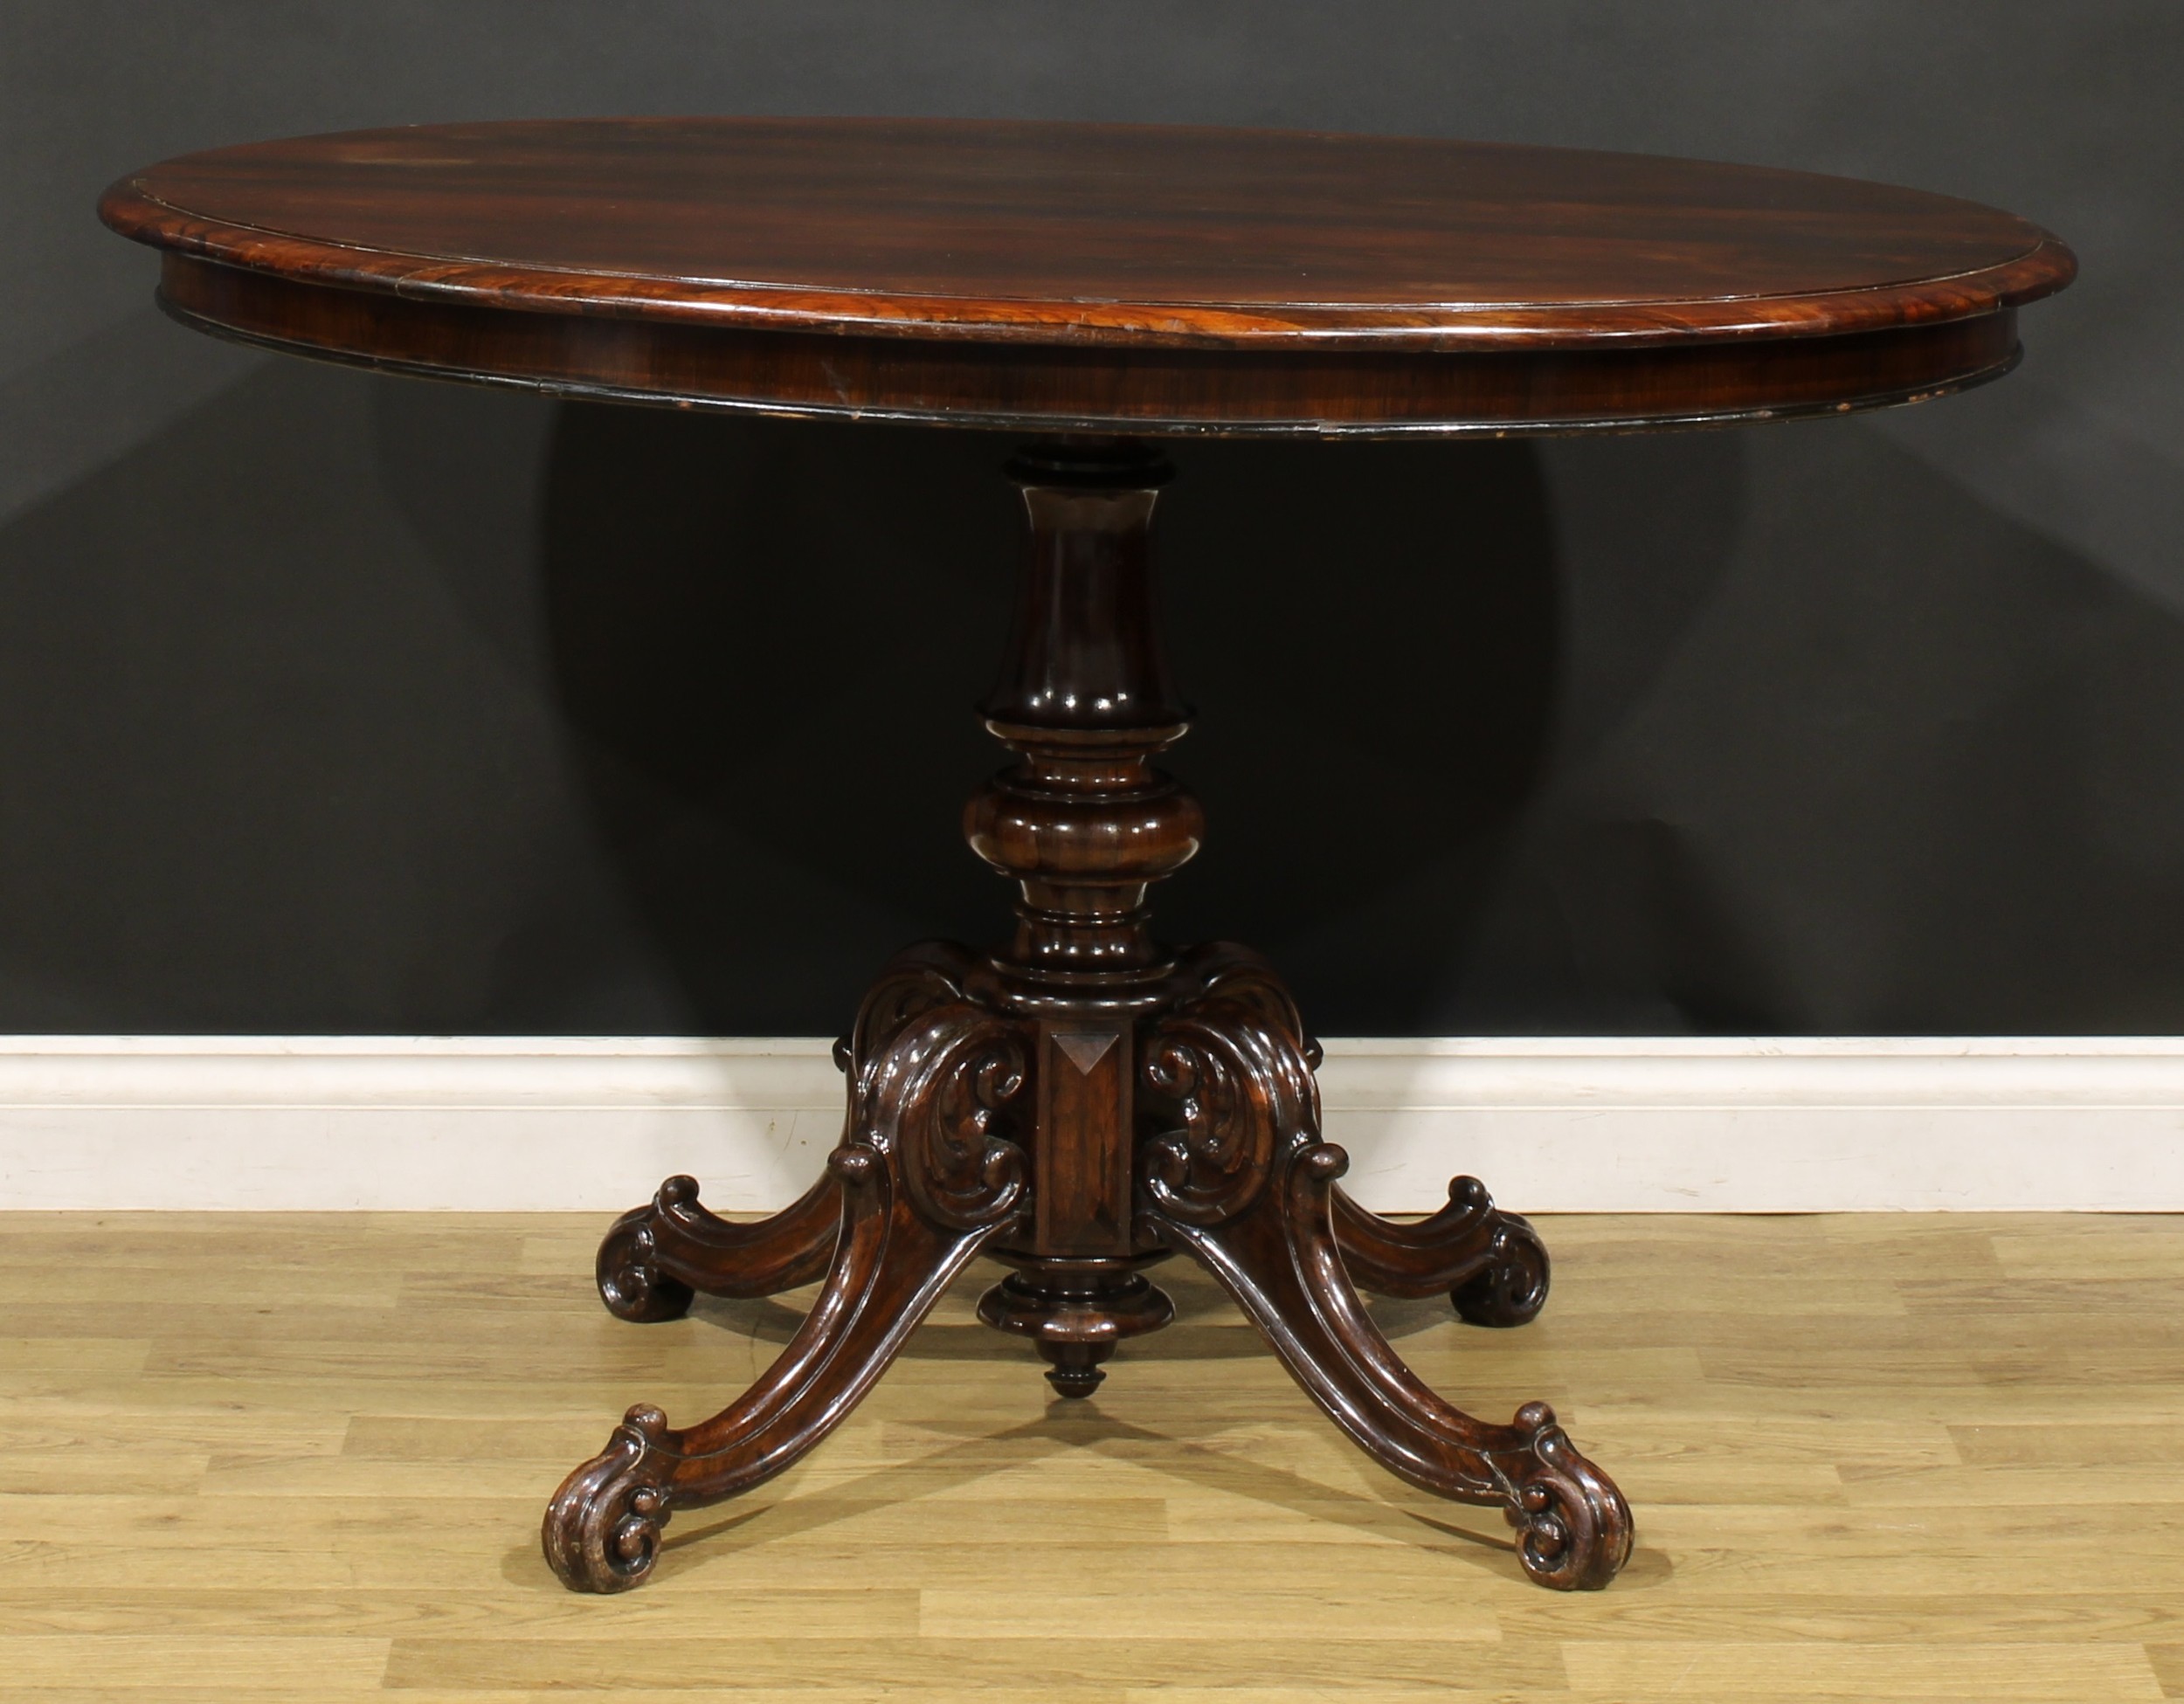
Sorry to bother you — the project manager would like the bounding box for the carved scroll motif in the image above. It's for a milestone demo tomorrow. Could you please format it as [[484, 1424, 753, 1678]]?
[[1135, 976, 1633, 1591], [540, 1404, 675, 1594], [544, 949, 1033, 1593], [844, 948, 1030, 1232], [1139, 947, 1320, 1228]]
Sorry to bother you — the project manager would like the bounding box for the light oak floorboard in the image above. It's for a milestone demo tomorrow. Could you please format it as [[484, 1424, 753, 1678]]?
[[0, 1211, 2174, 1701]]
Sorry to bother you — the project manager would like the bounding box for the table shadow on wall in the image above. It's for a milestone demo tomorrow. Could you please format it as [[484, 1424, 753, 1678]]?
[[16, 362, 2173, 1035], [532, 406, 1594, 1034]]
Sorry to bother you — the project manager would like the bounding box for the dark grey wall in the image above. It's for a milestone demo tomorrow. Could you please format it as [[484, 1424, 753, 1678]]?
[[4, 3, 2181, 1035]]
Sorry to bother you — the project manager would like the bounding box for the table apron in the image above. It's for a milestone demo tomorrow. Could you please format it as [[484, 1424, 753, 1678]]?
[[161, 254, 2020, 438]]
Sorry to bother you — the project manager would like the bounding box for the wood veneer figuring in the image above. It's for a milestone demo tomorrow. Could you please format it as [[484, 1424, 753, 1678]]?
[[100, 119, 2077, 1596], [101, 118, 2073, 433], [0, 1211, 2174, 1701]]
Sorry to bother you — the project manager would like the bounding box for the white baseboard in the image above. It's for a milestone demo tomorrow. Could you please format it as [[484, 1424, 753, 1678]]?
[[2, 1035, 2181, 1213]]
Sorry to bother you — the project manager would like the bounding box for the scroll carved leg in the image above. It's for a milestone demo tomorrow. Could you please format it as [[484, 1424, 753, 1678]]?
[[545, 955, 1031, 1592], [1331, 1176, 1552, 1328], [594, 1169, 843, 1323], [549, 441, 1629, 1594], [1139, 970, 1631, 1590]]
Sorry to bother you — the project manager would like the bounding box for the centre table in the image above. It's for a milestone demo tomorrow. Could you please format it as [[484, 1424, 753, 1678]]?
[[101, 117, 2074, 1596]]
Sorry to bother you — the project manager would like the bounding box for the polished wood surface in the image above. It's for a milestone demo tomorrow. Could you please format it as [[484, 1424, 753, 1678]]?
[[544, 441, 1629, 1593], [91, 122, 2084, 1611], [1, 1210, 2174, 1701], [100, 119, 2074, 433], [99, 119, 2070, 343]]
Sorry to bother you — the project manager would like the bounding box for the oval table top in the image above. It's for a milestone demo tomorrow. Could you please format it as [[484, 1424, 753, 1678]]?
[[101, 117, 2076, 437]]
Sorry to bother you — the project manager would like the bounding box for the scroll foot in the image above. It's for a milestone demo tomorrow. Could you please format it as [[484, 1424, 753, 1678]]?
[[595, 1169, 842, 1323], [1330, 1175, 1550, 1327], [541, 1404, 675, 1593], [546, 951, 1033, 1590], [1452, 1209, 1551, 1328]]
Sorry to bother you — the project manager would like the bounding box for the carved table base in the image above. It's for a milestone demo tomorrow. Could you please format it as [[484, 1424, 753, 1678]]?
[[543, 439, 1632, 1595]]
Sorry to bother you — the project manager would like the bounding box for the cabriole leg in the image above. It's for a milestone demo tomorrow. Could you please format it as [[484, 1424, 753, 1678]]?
[[547, 434, 1630, 1594], [1138, 959, 1632, 1590], [593, 1169, 844, 1323], [544, 952, 1032, 1591], [1331, 1176, 1552, 1328]]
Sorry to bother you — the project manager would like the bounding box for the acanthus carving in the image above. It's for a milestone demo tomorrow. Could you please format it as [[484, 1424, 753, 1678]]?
[[844, 948, 1030, 1232], [545, 950, 1036, 1593], [550, 438, 1629, 1597], [1139, 948, 1317, 1227], [890, 1018, 1031, 1231], [1141, 1019, 1282, 1225]]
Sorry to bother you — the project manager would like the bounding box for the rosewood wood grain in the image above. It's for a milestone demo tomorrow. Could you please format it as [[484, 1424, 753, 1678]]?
[[545, 943, 1033, 1592], [148, 254, 2028, 438], [549, 442, 1629, 1590], [1135, 949, 1631, 1590], [1332, 1176, 1553, 1328], [104, 118, 2075, 1599], [100, 119, 2072, 347], [102, 118, 2073, 436], [593, 1170, 842, 1323]]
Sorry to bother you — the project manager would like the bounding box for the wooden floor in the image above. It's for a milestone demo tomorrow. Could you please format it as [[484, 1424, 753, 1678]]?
[[0, 1211, 2179, 1701]]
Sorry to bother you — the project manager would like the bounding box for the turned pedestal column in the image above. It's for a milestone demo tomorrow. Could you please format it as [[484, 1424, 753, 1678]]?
[[103, 112, 2073, 1608], [540, 438, 1632, 1593]]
